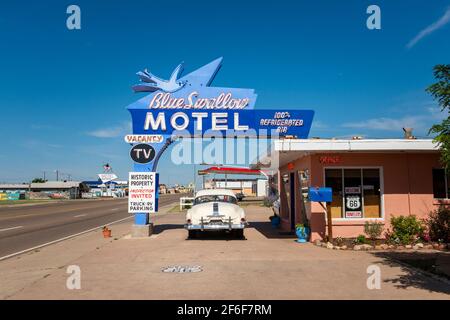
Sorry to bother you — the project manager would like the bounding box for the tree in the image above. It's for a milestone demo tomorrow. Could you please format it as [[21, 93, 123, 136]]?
[[427, 64, 450, 168], [32, 178, 46, 183]]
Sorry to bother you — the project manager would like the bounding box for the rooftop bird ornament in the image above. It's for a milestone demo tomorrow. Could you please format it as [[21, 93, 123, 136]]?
[[132, 63, 187, 93]]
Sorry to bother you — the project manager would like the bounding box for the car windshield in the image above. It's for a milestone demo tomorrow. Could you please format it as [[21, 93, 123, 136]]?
[[194, 195, 237, 205]]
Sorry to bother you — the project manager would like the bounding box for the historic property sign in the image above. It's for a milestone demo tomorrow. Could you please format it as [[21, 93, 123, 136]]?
[[128, 172, 158, 213]]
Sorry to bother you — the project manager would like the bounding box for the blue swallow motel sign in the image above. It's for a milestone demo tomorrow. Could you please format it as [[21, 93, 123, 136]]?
[[126, 57, 314, 233]]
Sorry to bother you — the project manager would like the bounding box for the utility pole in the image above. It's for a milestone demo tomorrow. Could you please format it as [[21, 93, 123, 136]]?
[[193, 163, 197, 194], [55, 170, 59, 181]]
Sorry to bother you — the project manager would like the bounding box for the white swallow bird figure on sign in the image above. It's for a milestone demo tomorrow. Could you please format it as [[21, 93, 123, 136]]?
[[132, 63, 187, 93]]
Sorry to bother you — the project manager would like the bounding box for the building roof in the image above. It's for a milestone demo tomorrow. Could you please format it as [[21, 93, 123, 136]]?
[[30, 181, 82, 189], [0, 184, 30, 189], [275, 138, 439, 152], [253, 138, 440, 169]]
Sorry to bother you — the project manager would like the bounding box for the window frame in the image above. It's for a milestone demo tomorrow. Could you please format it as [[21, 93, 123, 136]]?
[[432, 168, 449, 200], [323, 166, 385, 222]]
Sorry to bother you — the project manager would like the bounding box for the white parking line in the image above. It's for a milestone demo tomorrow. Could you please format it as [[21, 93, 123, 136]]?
[[0, 226, 23, 232], [0, 216, 133, 262], [73, 214, 87, 218], [110, 208, 119, 211]]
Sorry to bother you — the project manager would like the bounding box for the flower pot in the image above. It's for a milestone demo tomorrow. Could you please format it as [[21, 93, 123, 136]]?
[[102, 228, 112, 238], [271, 216, 280, 228], [295, 226, 310, 243]]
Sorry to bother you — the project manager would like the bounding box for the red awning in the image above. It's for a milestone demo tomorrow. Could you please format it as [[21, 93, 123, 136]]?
[[198, 166, 262, 175]]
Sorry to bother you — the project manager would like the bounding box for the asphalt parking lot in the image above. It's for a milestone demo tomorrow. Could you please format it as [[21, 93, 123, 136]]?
[[0, 205, 449, 299]]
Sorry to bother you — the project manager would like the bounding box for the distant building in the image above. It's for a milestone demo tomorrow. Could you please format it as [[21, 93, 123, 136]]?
[[0, 184, 30, 192], [30, 181, 88, 199], [205, 178, 268, 197], [0, 184, 28, 200], [82, 180, 127, 198], [159, 184, 167, 194]]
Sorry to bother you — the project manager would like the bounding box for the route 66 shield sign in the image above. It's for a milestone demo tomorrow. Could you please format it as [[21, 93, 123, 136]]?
[[345, 194, 362, 218], [346, 196, 361, 210]]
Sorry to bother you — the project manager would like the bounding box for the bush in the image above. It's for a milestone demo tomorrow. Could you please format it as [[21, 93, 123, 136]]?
[[424, 206, 450, 243], [354, 234, 367, 244], [364, 221, 384, 240], [334, 236, 344, 246], [387, 215, 424, 245], [262, 197, 274, 207]]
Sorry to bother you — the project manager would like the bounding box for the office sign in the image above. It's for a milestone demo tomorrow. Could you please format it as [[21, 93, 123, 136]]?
[[130, 144, 156, 164], [128, 172, 159, 213]]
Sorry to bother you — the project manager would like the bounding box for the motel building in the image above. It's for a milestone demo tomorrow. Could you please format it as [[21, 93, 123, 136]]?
[[256, 133, 449, 241]]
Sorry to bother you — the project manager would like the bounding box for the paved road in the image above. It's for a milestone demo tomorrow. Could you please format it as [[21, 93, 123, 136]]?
[[0, 193, 183, 258]]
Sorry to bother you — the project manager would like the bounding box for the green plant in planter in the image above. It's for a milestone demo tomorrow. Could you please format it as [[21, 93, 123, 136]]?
[[354, 234, 367, 244], [334, 236, 344, 246], [364, 221, 384, 244], [386, 215, 425, 245], [424, 206, 450, 244], [295, 222, 310, 229]]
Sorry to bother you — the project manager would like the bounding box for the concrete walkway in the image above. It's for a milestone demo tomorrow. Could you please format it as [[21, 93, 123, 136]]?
[[0, 205, 449, 299]]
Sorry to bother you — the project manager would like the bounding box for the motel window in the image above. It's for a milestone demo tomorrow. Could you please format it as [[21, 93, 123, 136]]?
[[432, 168, 450, 199], [325, 168, 382, 219]]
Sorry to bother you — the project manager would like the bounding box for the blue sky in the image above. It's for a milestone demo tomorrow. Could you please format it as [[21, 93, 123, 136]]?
[[0, 0, 449, 185]]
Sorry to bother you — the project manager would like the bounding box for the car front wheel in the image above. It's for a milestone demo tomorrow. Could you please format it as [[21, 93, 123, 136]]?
[[233, 229, 244, 239]]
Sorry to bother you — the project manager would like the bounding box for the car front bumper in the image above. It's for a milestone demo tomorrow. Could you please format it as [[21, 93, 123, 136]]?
[[185, 221, 247, 231]]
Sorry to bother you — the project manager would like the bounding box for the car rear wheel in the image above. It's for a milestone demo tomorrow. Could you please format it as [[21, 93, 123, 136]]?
[[188, 230, 198, 239]]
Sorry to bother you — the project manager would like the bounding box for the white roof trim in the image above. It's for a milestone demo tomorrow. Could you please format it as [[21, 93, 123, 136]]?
[[274, 139, 439, 152]]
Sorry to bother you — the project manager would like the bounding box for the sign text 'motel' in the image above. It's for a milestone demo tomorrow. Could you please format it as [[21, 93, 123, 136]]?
[[126, 57, 314, 221], [129, 109, 314, 137]]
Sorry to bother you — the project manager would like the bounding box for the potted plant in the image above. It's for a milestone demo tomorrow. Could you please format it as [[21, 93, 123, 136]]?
[[268, 199, 281, 228], [295, 223, 310, 243], [102, 226, 112, 238], [269, 214, 281, 228]]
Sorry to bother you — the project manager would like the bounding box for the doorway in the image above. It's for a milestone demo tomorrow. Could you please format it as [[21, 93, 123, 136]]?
[[282, 172, 297, 231], [289, 172, 295, 230]]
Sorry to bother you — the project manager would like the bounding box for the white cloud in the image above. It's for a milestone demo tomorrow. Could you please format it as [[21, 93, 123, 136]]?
[[342, 107, 446, 134], [407, 7, 450, 49], [311, 120, 328, 130], [87, 122, 131, 138], [343, 116, 421, 130]]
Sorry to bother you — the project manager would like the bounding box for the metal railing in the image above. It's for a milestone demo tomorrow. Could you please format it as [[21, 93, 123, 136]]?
[[179, 197, 195, 210]]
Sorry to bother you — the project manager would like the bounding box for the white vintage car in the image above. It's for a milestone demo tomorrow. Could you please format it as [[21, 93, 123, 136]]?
[[185, 189, 247, 238]]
